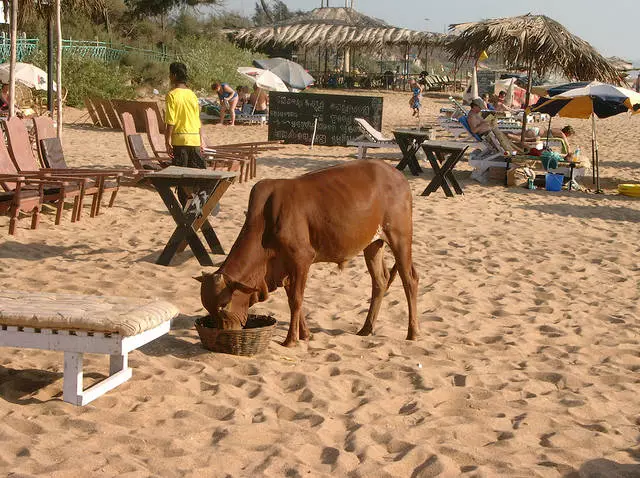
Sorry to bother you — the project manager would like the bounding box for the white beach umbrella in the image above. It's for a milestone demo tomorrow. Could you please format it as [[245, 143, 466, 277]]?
[[237, 67, 288, 92], [0, 62, 55, 91]]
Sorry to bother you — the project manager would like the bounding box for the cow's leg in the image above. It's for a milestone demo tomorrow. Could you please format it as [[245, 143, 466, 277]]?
[[357, 239, 390, 336], [385, 230, 420, 341], [282, 264, 310, 347]]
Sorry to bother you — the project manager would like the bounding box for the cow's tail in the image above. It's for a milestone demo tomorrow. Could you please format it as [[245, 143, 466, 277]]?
[[387, 264, 398, 289]]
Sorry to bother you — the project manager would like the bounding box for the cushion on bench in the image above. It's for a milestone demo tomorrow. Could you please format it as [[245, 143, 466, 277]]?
[[0, 291, 179, 336]]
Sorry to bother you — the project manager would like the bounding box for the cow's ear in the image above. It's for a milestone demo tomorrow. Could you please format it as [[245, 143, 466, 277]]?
[[193, 276, 204, 283]]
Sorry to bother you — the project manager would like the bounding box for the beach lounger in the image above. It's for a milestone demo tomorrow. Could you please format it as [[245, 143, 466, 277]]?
[[347, 117, 398, 159], [0, 290, 179, 405], [4, 116, 123, 221]]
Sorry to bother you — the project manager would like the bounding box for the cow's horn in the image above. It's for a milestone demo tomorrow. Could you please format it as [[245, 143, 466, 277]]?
[[193, 271, 214, 283]]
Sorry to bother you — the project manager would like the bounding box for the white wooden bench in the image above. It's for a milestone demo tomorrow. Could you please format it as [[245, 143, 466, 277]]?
[[0, 291, 179, 406]]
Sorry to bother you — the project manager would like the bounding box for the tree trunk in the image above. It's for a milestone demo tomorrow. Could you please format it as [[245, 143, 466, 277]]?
[[8, 0, 17, 118], [55, 0, 62, 137], [259, 0, 273, 23]]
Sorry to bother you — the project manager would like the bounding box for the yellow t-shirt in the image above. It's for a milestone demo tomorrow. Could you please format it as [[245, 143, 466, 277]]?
[[165, 87, 201, 147]]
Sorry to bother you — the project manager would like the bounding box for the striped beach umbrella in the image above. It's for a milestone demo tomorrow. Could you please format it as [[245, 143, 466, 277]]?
[[531, 82, 640, 192]]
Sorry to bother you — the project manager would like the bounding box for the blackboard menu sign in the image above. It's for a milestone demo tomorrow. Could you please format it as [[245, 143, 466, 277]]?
[[476, 70, 497, 96], [268, 92, 383, 146]]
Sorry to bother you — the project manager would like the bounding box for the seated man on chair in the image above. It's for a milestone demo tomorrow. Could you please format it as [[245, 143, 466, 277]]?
[[468, 98, 494, 137]]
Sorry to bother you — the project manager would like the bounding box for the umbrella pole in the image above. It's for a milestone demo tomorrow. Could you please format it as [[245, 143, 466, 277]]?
[[593, 114, 602, 193], [545, 114, 552, 148], [591, 113, 596, 185], [252, 87, 258, 114]]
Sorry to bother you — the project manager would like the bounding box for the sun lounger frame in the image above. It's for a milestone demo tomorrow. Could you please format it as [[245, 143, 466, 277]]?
[[0, 321, 171, 406]]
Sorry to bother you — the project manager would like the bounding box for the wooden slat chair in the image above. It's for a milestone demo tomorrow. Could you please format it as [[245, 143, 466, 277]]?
[[0, 176, 42, 235], [142, 107, 249, 182], [83, 97, 102, 126], [203, 140, 284, 180], [4, 116, 119, 222], [90, 96, 112, 128], [0, 135, 83, 227], [102, 99, 122, 130], [121, 112, 170, 181], [0, 291, 179, 406]]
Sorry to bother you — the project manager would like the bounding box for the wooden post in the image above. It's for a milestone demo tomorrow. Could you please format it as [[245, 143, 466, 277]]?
[[8, 0, 17, 118], [55, 0, 63, 137]]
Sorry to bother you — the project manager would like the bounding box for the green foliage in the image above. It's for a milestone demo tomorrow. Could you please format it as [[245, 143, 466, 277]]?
[[125, 0, 220, 17], [26, 50, 135, 107], [174, 35, 258, 92]]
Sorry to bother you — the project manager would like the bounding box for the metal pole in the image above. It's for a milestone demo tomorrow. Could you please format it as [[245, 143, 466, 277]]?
[[8, 0, 17, 118], [47, 9, 54, 114]]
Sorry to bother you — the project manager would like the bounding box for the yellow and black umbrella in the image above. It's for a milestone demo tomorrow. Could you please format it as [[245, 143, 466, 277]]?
[[532, 82, 640, 192]]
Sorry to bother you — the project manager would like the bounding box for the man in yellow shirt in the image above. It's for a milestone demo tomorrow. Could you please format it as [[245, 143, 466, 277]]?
[[165, 62, 205, 170]]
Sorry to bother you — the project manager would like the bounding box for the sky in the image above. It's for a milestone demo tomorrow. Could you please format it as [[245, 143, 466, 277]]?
[[217, 0, 639, 64]]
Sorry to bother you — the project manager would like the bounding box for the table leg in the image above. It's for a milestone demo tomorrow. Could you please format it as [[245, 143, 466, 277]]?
[[176, 178, 232, 254], [200, 218, 224, 255], [422, 150, 449, 196], [440, 150, 464, 195], [153, 182, 214, 267]]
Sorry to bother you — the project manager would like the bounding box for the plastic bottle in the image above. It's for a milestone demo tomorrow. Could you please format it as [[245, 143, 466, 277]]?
[[573, 147, 580, 162]]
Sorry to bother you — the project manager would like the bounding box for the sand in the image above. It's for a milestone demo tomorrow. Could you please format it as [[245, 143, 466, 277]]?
[[1, 90, 639, 478]]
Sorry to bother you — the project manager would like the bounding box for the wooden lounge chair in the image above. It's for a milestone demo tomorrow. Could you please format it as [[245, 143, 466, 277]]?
[[121, 112, 171, 181], [0, 290, 179, 405], [347, 117, 398, 159], [83, 97, 102, 126], [4, 116, 121, 221], [141, 107, 252, 183], [0, 137, 84, 227], [0, 175, 43, 235]]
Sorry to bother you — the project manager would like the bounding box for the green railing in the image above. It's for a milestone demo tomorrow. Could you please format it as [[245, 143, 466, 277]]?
[[0, 37, 174, 63]]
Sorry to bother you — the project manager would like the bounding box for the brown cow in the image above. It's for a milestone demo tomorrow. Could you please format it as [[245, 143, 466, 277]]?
[[196, 160, 419, 347]]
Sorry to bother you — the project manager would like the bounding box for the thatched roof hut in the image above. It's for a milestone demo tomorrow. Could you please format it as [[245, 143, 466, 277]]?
[[229, 7, 440, 50]]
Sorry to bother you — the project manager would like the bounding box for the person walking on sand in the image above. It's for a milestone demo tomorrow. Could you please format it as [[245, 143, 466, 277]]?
[[409, 79, 422, 117], [212, 82, 239, 126], [164, 62, 206, 205]]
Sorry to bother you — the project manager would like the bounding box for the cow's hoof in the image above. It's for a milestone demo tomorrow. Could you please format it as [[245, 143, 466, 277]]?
[[280, 339, 298, 348], [405, 333, 419, 341]]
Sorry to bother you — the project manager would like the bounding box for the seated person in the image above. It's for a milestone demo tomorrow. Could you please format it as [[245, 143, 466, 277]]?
[[525, 125, 575, 159], [493, 90, 514, 112], [482, 93, 495, 111], [467, 98, 494, 136], [248, 85, 269, 114]]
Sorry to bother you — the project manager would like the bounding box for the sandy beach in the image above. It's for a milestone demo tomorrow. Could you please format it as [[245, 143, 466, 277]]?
[[1, 90, 639, 477]]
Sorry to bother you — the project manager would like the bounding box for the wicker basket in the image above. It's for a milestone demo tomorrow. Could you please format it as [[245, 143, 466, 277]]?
[[195, 315, 277, 356]]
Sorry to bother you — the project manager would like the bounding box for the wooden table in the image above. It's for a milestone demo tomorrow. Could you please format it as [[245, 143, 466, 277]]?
[[420, 141, 468, 197], [392, 128, 435, 176], [148, 167, 237, 266]]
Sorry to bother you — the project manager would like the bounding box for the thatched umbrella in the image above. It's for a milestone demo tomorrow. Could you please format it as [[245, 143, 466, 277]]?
[[230, 7, 441, 79], [446, 14, 621, 144], [231, 8, 439, 49]]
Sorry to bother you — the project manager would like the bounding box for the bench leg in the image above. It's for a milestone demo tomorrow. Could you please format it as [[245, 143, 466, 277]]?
[[63, 350, 133, 406], [63, 352, 84, 405]]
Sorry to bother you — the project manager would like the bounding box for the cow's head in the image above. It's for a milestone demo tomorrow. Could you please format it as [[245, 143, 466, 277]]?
[[195, 272, 268, 329]]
